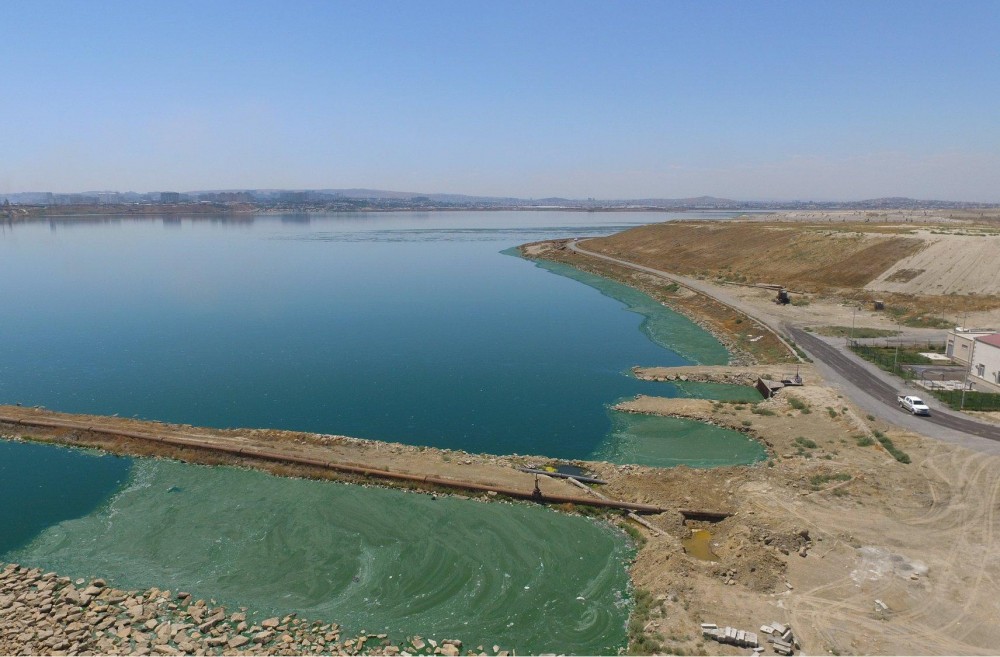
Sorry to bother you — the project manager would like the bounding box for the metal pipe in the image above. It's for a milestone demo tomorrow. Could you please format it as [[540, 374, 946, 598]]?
[[0, 414, 668, 514]]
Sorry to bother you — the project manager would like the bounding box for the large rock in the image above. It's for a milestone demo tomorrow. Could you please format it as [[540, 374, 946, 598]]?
[[228, 635, 250, 648], [253, 630, 275, 644]]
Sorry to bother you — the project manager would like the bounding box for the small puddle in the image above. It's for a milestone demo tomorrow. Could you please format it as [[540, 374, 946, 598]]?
[[545, 463, 588, 477], [682, 529, 719, 561]]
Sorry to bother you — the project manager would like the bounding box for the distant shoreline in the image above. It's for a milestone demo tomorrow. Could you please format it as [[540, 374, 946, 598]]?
[[1, 204, 756, 222]]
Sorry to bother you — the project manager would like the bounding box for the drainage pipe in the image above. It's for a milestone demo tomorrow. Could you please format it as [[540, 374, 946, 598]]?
[[0, 414, 668, 514]]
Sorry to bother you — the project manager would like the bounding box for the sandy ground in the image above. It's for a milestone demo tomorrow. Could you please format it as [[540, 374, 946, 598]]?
[[750, 211, 1000, 305], [749, 209, 1000, 225], [867, 231, 1000, 296], [607, 366, 1000, 656], [718, 283, 1000, 336]]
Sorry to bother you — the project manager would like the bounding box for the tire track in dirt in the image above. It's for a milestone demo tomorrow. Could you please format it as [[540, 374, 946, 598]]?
[[780, 445, 1000, 654]]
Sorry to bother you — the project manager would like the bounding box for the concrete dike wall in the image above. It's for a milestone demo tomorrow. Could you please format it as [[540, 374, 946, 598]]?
[[0, 407, 667, 515]]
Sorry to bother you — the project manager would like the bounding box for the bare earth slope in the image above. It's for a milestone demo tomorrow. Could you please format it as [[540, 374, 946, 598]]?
[[586, 222, 923, 292], [868, 231, 1000, 296]]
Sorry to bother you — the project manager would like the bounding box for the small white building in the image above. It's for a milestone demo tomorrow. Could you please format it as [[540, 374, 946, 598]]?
[[946, 328, 995, 367], [969, 334, 1000, 393]]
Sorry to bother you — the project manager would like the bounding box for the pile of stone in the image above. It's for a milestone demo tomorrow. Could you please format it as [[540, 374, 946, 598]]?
[[637, 369, 760, 386], [0, 562, 506, 656], [759, 621, 799, 655], [700, 623, 758, 649]]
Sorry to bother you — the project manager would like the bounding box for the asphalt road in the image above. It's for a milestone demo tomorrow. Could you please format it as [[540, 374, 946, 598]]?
[[789, 327, 1000, 442], [566, 238, 1000, 446]]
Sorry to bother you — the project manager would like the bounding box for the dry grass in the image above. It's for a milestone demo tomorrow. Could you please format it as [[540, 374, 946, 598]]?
[[586, 222, 924, 292]]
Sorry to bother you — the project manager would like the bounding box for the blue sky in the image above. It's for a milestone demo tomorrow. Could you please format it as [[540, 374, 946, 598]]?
[[2, 0, 998, 200]]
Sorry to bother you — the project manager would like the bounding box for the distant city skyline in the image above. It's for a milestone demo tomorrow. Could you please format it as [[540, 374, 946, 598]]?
[[2, 1, 999, 202]]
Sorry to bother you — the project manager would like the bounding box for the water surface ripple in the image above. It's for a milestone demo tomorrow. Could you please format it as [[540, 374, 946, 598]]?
[[7, 452, 632, 655], [0, 211, 747, 465]]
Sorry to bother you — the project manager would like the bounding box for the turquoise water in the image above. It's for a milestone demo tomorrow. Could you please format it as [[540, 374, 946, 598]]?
[[527, 257, 730, 367], [0, 211, 738, 462], [5, 441, 632, 655], [594, 412, 767, 468], [668, 381, 764, 403], [0, 440, 132, 553]]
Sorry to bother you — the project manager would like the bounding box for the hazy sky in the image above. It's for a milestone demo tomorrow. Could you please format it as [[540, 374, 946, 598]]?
[[2, 1, 998, 201]]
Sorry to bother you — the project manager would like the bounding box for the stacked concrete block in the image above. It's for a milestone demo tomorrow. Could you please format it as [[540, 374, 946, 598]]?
[[701, 622, 759, 649]]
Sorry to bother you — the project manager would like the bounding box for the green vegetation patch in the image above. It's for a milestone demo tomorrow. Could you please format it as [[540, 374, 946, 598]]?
[[627, 589, 662, 655], [809, 472, 852, 489], [788, 340, 813, 363], [813, 325, 900, 339], [849, 342, 946, 378], [873, 430, 911, 464], [622, 522, 648, 548], [931, 390, 1000, 412], [788, 397, 809, 411]]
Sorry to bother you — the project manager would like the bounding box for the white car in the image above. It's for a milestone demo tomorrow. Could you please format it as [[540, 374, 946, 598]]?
[[898, 394, 931, 416]]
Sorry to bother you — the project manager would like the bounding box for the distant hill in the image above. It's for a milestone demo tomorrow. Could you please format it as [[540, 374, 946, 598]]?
[[3, 189, 997, 211]]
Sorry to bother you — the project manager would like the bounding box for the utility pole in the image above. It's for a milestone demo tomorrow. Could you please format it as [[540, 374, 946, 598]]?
[[892, 319, 902, 374], [961, 338, 975, 410]]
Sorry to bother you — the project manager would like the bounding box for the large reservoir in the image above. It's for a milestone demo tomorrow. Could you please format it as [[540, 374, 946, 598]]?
[[1, 211, 766, 654], [0, 211, 763, 465]]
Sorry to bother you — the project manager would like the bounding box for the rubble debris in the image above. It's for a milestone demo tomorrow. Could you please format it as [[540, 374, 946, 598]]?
[[759, 620, 799, 655], [701, 622, 759, 649]]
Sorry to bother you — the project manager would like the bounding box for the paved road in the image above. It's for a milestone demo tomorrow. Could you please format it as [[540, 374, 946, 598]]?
[[789, 327, 1000, 442], [567, 238, 1000, 448], [567, 239, 803, 359]]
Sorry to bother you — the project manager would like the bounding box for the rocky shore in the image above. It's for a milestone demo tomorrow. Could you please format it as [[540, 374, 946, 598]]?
[[0, 563, 505, 657], [631, 366, 760, 386]]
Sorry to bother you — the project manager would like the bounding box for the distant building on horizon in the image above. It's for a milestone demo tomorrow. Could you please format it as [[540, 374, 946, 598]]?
[[52, 193, 98, 205]]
